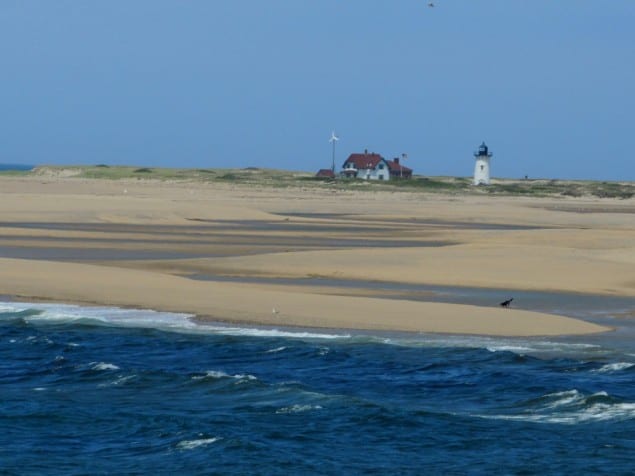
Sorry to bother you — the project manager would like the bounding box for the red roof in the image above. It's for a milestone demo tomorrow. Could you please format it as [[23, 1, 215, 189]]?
[[343, 153, 385, 169], [386, 159, 412, 174], [315, 169, 336, 178], [344, 153, 413, 174]]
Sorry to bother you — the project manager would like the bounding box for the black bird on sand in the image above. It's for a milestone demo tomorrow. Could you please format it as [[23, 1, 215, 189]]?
[[500, 298, 514, 308]]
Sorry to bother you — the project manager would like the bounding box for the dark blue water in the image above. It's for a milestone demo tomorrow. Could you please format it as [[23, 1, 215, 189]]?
[[2, 302, 635, 475], [0, 164, 33, 172]]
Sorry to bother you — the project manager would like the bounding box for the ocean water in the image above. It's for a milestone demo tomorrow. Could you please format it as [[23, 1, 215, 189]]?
[[2, 301, 635, 475], [0, 164, 33, 172]]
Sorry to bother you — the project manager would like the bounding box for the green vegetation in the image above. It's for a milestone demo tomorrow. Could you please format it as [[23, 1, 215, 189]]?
[[16, 165, 635, 199], [391, 177, 471, 192], [485, 179, 634, 199]]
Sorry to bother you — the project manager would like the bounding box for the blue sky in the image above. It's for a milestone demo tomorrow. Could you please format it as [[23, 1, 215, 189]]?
[[1, 1, 634, 180]]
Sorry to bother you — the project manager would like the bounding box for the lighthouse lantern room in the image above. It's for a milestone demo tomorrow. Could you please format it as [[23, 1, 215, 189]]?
[[473, 142, 492, 185]]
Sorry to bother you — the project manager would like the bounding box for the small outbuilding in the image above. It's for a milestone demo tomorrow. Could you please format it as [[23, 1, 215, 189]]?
[[386, 157, 412, 179], [315, 169, 336, 179]]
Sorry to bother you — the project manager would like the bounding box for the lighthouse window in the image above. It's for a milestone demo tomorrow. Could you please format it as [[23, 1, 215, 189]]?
[[480, 165, 484, 171]]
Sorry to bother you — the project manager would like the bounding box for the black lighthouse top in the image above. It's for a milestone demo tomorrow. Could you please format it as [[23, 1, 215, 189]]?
[[474, 142, 493, 158]]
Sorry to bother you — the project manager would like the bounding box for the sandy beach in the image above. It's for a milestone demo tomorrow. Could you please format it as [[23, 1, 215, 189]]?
[[0, 174, 633, 336]]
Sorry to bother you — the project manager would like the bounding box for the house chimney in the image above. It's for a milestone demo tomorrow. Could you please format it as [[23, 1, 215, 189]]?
[[394, 157, 400, 164], [364, 148, 368, 155]]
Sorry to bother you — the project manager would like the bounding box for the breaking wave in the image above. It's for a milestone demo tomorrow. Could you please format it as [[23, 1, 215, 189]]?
[[0, 301, 350, 340], [176, 437, 222, 450], [482, 389, 635, 424]]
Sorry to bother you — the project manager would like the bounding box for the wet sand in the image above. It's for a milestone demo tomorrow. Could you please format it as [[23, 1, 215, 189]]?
[[0, 174, 633, 336]]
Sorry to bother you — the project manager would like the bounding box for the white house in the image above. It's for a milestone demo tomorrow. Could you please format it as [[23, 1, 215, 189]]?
[[341, 151, 412, 181]]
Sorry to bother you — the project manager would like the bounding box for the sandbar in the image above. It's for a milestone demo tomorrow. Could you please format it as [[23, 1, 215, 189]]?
[[0, 174, 632, 336]]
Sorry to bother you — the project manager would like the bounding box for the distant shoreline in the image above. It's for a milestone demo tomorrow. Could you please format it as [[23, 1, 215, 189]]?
[[2, 164, 632, 200]]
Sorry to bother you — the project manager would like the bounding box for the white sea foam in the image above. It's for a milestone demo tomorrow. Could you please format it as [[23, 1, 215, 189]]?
[[486, 345, 535, 354], [25, 335, 53, 345], [192, 370, 257, 381], [0, 303, 21, 313], [265, 346, 287, 353], [176, 437, 222, 450], [592, 362, 635, 373], [491, 402, 635, 425], [205, 325, 349, 340], [0, 301, 350, 340], [276, 404, 323, 414], [541, 390, 587, 409], [378, 333, 606, 359], [99, 375, 136, 387], [90, 362, 120, 371], [480, 389, 635, 425]]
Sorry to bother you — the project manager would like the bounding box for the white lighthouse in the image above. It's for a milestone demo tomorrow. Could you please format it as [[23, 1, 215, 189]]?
[[473, 142, 492, 185]]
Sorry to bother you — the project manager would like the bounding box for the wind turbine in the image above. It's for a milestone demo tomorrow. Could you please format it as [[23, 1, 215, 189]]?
[[329, 131, 339, 172]]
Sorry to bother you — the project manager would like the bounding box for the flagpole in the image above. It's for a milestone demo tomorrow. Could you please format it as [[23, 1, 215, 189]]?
[[401, 153, 407, 179]]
